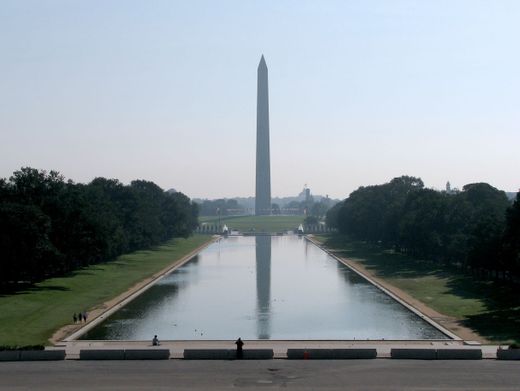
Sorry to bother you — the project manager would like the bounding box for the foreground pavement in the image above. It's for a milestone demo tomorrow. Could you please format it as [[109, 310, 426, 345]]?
[[1, 360, 519, 390]]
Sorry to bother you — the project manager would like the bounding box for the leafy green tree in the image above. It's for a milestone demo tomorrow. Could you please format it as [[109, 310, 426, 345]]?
[[198, 199, 243, 216], [310, 200, 329, 218], [502, 193, 520, 277], [333, 176, 512, 280], [399, 188, 447, 258], [325, 201, 342, 228], [304, 215, 319, 226], [0, 168, 199, 289], [459, 183, 510, 274], [0, 203, 57, 285]]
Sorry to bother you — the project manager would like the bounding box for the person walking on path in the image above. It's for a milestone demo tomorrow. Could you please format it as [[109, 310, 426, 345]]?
[[235, 337, 244, 359], [152, 335, 160, 346], [78, 312, 83, 323], [82, 311, 88, 322]]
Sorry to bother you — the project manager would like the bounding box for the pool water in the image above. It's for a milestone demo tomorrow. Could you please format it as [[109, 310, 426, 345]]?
[[81, 235, 449, 340]]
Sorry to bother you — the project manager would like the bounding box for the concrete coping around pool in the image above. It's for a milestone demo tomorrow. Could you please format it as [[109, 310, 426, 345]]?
[[64, 237, 220, 342], [305, 236, 462, 341]]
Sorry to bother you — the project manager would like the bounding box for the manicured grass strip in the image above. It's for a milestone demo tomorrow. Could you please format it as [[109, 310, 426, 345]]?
[[199, 215, 304, 233], [318, 235, 520, 344], [0, 235, 212, 346]]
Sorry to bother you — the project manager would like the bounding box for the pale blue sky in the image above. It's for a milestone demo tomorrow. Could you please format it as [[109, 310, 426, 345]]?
[[1, 1, 519, 199]]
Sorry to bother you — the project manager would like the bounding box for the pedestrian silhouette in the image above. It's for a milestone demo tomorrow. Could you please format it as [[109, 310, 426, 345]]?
[[235, 337, 244, 359], [73, 313, 77, 323], [152, 335, 160, 346]]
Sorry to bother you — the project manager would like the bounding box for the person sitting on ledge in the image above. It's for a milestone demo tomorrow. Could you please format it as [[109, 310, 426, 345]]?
[[152, 335, 160, 346]]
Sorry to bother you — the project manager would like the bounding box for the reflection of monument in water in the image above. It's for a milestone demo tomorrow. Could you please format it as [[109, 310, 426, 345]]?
[[255, 55, 271, 215], [255, 235, 271, 339]]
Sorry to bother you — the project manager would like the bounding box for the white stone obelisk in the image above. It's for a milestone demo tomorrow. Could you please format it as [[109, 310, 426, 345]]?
[[255, 55, 271, 216]]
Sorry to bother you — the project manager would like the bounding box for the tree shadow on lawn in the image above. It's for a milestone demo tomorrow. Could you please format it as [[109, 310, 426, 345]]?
[[447, 275, 520, 343], [322, 234, 520, 343], [0, 284, 71, 297], [461, 307, 520, 344], [0, 266, 108, 296], [322, 235, 445, 279]]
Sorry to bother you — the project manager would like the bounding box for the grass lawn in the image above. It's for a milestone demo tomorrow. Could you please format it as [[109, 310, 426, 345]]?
[[199, 215, 304, 233], [0, 235, 212, 346], [317, 234, 520, 344]]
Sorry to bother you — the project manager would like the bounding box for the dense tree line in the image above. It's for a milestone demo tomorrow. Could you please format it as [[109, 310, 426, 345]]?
[[196, 199, 244, 216], [327, 176, 520, 279], [0, 168, 199, 289]]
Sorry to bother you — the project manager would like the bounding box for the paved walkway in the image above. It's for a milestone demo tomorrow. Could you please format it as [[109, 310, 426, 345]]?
[[1, 360, 519, 390]]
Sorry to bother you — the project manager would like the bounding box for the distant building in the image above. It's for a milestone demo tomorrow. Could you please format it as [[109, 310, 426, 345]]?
[[297, 185, 311, 202], [445, 181, 459, 194]]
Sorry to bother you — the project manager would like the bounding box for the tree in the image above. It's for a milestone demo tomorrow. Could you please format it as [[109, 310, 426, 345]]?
[[0, 203, 57, 285], [399, 189, 447, 259], [502, 193, 520, 277], [332, 176, 512, 279], [325, 201, 343, 229], [460, 183, 510, 274], [304, 215, 319, 226], [0, 168, 200, 289]]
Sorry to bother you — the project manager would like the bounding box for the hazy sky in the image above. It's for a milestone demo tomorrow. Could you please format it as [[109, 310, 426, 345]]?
[[1, 1, 519, 199]]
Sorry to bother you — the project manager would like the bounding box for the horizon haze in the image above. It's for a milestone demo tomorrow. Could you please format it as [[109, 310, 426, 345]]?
[[1, 1, 519, 199]]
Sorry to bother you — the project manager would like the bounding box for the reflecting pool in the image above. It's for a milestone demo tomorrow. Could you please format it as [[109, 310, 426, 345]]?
[[81, 235, 449, 340]]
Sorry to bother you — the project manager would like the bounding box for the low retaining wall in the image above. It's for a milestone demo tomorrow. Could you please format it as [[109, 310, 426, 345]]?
[[183, 349, 273, 360], [20, 350, 66, 361], [287, 349, 377, 360], [0, 351, 21, 361], [124, 349, 170, 360], [497, 349, 520, 360], [79, 349, 170, 360], [391, 348, 482, 360], [436, 349, 482, 360], [0, 350, 66, 361], [391, 348, 437, 360], [80, 349, 125, 360]]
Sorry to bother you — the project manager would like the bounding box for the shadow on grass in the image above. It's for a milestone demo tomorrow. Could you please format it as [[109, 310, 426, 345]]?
[[66, 267, 106, 277], [0, 265, 111, 295], [462, 308, 520, 343], [322, 234, 520, 343], [0, 284, 71, 297]]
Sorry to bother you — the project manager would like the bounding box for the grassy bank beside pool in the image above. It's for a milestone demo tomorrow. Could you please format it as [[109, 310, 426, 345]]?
[[199, 215, 304, 233], [316, 234, 520, 344], [0, 235, 212, 346]]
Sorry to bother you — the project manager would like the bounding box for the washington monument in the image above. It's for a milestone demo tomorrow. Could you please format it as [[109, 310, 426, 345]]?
[[255, 55, 271, 215]]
